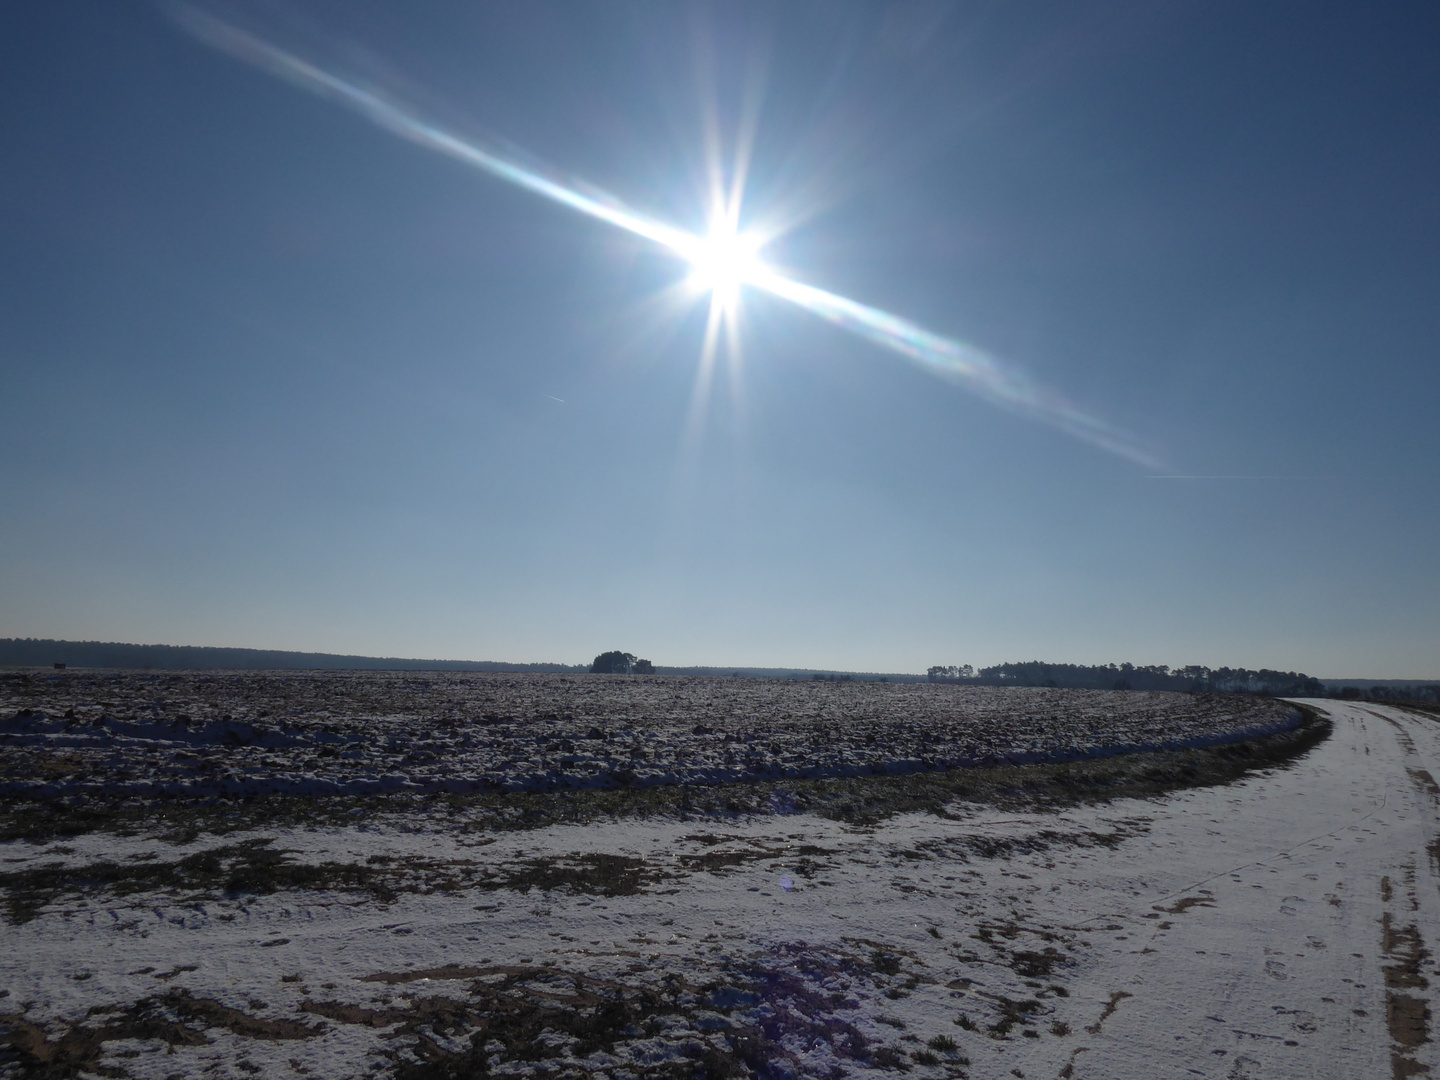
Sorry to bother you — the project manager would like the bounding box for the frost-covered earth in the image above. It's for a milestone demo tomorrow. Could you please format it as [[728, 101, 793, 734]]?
[[3, 678, 1431, 1079], [0, 670, 1297, 799]]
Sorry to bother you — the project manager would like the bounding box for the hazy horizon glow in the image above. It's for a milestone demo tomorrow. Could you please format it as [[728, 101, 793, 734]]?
[[176, 6, 1161, 470]]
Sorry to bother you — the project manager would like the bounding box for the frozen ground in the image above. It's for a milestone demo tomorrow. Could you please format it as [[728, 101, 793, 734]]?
[[0, 671, 1296, 799], [0, 688, 1431, 1079]]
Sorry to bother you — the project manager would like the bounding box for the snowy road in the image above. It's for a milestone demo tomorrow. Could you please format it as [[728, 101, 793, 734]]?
[[3, 698, 1438, 1079], [1026, 699, 1440, 1080]]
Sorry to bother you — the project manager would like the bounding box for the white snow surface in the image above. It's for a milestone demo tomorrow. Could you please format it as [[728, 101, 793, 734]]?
[[2, 697, 1437, 1079]]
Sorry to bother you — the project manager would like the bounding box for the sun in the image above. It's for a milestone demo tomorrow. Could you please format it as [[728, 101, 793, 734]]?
[[683, 221, 765, 308]]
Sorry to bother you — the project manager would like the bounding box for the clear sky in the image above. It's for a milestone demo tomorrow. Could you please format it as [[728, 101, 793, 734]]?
[[2, 2, 1436, 677]]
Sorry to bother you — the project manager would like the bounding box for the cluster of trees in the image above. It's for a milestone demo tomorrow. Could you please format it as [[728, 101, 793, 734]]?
[[927, 661, 1325, 696], [588, 651, 654, 675]]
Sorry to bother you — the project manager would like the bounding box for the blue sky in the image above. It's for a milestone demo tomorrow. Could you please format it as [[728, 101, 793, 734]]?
[[2, 2, 1436, 676]]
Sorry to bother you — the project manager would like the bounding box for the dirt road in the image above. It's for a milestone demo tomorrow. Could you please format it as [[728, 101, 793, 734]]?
[[1033, 699, 1440, 1079]]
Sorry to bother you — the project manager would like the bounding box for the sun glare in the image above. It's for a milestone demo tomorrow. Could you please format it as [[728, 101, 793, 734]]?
[[182, 9, 1162, 468], [683, 222, 765, 305]]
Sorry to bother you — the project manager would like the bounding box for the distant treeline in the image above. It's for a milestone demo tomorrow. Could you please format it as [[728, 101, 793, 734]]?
[[927, 661, 1440, 701], [0, 639, 585, 673], [1330, 683, 1440, 704], [927, 661, 1328, 696], [12, 640, 1429, 699], [0, 639, 927, 682]]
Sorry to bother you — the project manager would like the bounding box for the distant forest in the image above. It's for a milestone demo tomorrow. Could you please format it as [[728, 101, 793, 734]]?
[[0, 639, 585, 674], [928, 661, 1440, 701], [4, 640, 1432, 701], [928, 660, 1323, 695], [0, 639, 923, 682]]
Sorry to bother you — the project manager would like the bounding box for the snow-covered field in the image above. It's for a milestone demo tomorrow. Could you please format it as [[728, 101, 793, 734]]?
[[3, 677, 1430, 1079], [0, 670, 1297, 800]]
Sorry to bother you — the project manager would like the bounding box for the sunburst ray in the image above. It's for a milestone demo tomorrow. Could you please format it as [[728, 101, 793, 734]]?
[[176, 6, 1161, 470]]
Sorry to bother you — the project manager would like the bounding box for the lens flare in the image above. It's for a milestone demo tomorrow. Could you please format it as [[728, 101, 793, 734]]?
[[680, 222, 765, 309], [749, 271, 1153, 464], [175, 7, 1161, 470]]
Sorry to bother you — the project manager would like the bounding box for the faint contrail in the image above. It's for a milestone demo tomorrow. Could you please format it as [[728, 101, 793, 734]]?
[[175, 6, 1162, 469]]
